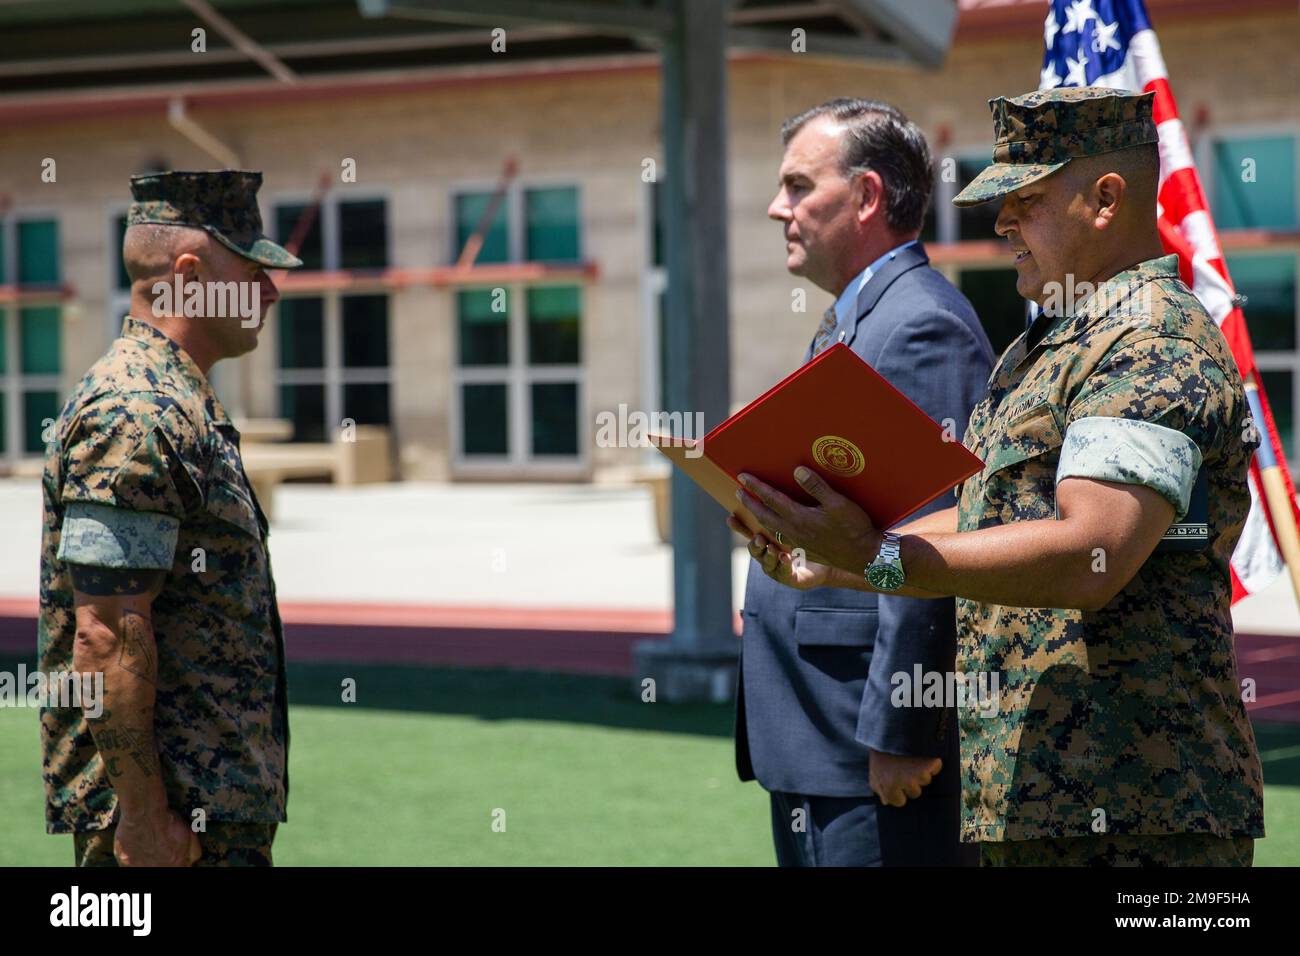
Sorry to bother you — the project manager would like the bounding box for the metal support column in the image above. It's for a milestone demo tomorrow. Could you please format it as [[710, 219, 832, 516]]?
[[632, 0, 738, 702]]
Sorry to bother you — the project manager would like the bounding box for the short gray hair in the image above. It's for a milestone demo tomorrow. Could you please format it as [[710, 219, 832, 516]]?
[[781, 98, 934, 235]]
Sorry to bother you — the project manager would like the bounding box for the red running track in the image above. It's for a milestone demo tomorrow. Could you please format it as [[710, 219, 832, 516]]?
[[1, 597, 1297, 721]]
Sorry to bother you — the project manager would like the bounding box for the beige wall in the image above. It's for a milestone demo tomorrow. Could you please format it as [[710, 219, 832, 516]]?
[[1, 8, 1295, 479]]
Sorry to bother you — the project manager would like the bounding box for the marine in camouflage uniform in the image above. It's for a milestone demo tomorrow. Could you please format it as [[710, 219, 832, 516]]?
[[950, 88, 1264, 865], [733, 87, 1265, 867], [39, 170, 301, 866]]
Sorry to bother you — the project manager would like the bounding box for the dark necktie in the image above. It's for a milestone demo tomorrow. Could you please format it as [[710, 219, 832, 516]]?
[[810, 305, 838, 357]]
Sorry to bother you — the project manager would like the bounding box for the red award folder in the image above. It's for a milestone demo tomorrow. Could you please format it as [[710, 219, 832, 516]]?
[[651, 342, 983, 537]]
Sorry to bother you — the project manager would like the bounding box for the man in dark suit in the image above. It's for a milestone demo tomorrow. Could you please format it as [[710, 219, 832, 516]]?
[[734, 99, 994, 866]]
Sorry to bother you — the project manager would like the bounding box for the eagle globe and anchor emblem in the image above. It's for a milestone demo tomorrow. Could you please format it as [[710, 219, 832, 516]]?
[[810, 434, 865, 478]]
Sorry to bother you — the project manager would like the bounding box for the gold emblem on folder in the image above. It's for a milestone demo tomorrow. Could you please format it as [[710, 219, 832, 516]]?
[[811, 435, 864, 477]]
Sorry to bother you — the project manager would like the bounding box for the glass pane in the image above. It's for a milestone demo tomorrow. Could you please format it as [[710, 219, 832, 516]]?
[[279, 383, 327, 443], [531, 382, 578, 456], [919, 198, 938, 244], [657, 288, 667, 411], [18, 219, 59, 285], [277, 297, 324, 369], [650, 180, 665, 268], [527, 286, 580, 365], [525, 187, 579, 262], [274, 203, 324, 271], [20, 306, 60, 374], [457, 288, 509, 366], [957, 159, 1000, 241], [1227, 254, 1296, 352], [341, 294, 389, 368], [462, 382, 508, 456], [1259, 370, 1293, 462], [0, 310, 6, 374], [1212, 136, 1297, 230], [958, 268, 1028, 356], [115, 215, 131, 290], [342, 382, 390, 426], [339, 199, 388, 269], [23, 390, 59, 455], [0, 224, 5, 284], [455, 192, 509, 265]]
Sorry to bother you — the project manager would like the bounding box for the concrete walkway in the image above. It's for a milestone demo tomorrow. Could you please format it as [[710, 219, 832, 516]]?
[[1, 477, 1295, 632], [2, 477, 1298, 718]]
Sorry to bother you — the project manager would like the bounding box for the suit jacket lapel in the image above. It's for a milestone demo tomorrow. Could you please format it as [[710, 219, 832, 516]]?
[[842, 242, 931, 351]]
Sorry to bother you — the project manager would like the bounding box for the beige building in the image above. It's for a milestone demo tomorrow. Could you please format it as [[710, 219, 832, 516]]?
[[0, 0, 1296, 481]]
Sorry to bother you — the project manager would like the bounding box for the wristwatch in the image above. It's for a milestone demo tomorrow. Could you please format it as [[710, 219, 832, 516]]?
[[865, 532, 905, 591]]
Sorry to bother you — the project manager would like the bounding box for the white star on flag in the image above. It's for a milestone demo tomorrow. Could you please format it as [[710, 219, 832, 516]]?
[[1044, 9, 1060, 48], [1064, 50, 1090, 86], [1063, 0, 1097, 34], [1041, 62, 1063, 89], [1092, 18, 1122, 53]]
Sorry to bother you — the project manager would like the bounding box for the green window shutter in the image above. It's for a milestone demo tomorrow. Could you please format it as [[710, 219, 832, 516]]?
[[525, 187, 579, 262], [18, 219, 59, 285], [455, 193, 509, 265]]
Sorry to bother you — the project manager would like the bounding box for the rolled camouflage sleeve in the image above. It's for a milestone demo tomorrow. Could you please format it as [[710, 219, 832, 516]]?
[[57, 501, 179, 569], [1056, 416, 1201, 519], [1061, 338, 1239, 519], [57, 392, 201, 568]]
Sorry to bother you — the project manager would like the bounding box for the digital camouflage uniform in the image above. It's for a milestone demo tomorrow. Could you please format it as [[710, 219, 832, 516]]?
[[949, 88, 1264, 866], [38, 170, 300, 866]]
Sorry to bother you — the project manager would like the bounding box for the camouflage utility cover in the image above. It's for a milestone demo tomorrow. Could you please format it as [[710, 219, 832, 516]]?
[[953, 86, 1158, 207], [39, 317, 289, 832], [127, 169, 302, 269], [953, 255, 1264, 842]]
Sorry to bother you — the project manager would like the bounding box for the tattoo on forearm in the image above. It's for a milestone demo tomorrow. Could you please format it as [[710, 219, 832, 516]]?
[[69, 565, 164, 596], [95, 725, 160, 779], [118, 608, 157, 684]]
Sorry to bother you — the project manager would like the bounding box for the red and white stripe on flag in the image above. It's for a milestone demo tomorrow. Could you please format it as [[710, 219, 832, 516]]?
[[1047, 24, 1295, 602]]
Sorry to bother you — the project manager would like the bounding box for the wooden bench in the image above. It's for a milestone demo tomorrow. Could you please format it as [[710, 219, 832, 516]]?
[[239, 423, 392, 521]]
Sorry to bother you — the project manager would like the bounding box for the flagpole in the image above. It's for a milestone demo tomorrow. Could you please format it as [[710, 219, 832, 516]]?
[[1244, 377, 1300, 603]]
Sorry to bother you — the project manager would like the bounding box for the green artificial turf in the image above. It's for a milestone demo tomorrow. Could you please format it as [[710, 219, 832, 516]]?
[[2, 654, 1298, 867]]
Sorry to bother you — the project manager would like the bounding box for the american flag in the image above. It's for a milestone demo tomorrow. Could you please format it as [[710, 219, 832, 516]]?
[[1040, 0, 1298, 603]]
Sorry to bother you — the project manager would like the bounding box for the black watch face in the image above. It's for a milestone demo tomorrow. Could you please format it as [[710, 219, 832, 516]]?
[[867, 564, 904, 591]]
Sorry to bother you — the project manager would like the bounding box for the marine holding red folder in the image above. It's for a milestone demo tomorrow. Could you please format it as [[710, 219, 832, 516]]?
[[731, 87, 1264, 868]]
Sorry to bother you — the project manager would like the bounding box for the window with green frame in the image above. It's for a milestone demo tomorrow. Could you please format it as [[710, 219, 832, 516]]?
[[454, 284, 582, 462], [452, 185, 581, 265], [2, 217, 63, 457], [1230, 254, 1296, 352], [1229, 252, 1298, 461]]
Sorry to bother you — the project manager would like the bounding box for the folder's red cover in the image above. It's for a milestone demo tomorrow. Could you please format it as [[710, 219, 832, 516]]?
[[651, 342, 983, 534]]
